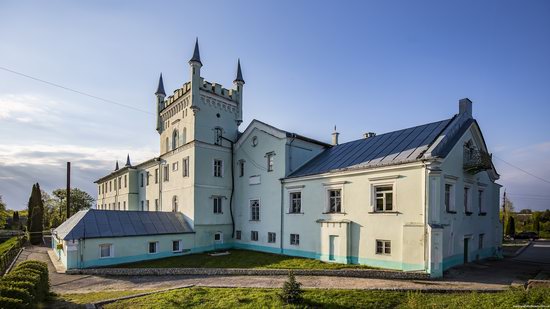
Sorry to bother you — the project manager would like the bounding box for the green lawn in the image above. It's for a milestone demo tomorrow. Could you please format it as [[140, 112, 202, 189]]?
[[95, 287, 550, 309], [115, 249, 373, 270], [57, 290, 155, 305], [0, 236, 20, 256]]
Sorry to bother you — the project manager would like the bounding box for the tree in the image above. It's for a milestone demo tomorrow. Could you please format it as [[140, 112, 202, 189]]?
[[12, 211, 20, 229], [519, 209, 532, 214], [279, 271, 303, 304], [28, 183, 44, 245], [505, 216, 516, 237], [52, 188, 94, 218], [533, 213, 541, 234], [0, 195, 8, 228]]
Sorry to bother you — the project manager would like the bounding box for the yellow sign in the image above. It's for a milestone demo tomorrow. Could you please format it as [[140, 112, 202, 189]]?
[[56, 244, 63, 250]]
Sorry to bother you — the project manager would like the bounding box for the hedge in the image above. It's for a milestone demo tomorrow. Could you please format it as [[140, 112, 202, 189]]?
[[0, 260, 49, 308]]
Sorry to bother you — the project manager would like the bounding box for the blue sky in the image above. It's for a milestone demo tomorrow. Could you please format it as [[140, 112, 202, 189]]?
[[0, 0, 549, 210]]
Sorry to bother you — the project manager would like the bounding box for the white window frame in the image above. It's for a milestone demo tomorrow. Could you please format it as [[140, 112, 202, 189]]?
[[477, 188, 485, 214], [444, 181, 456, 213], [183, 157, 189, 177], [375, 240, 391, 255], [239, 159, 245, 177], [250, 199, 260, 221], [148, 241, 159, 254], [464, 185, 472, 214], [213, 159, 224, 178], [266, 152, 275, 172], [289, 191, 302, 214], [235, 230, 242, 240], [146, 200, 150, 211], [99, 243, 113, 258], [325, 185, 343, 214], [268, 232, 276, 243], [172, 161, 178, 172], [213, 196, 223, 214], [370, 181, 396, 213], [172, 240, 182, 252], [251, 231, 259, 241], [163, 165, 169, 182], [290, 233, 300, 246]]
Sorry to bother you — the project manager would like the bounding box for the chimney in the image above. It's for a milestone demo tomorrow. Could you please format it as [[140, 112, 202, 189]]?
[[331, 126, 339, 145], [363, 132, 376, 139], [459, 98, 473, 117]]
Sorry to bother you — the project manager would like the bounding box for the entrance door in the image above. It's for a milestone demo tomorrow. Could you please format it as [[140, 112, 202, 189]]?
[[329, 235, 338, 261], [463, 238, 469, 263]]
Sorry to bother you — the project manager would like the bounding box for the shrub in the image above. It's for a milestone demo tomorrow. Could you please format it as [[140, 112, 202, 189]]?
[[0, 296, 24, 309], [2, 261, 49, 303], [0, 286, 32, 306], [279, 271, 303, 304]]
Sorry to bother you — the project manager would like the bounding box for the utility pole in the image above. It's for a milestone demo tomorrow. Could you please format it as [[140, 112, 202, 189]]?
[[66, 162, 71, 219]]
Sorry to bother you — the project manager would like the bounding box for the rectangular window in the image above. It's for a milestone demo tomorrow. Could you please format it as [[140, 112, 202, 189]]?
[[236, 230, 242, 240], [376, 240, 391, 255], [109, 181, 112, 192], [214, 233, 221, 241], [266, 152, 274, 172], [146, 172, 149, 186], [290, 234, 300, 245], [140, 173, 144, 187], [99, 244, 113, 258], [445, 183, 456, 212], [172, 240, 181, 252], [146, 200, 150, 211], [251, 231, 258, 241], [375, 186, 393, 212], [118, 177, 121, 189], [164, 165, 169, 182], [239, 160, 244, 177], [213, 196, 223, 214], [98, 186, 101, 194], [155, 199, 159, 211], [250, 199, 260, 221], [155, 168, 159, 184], [148, 241, 158, 254], [123, 201, 126, 210], [124, 175, 127, 188], [479, 234, 484, 249], [117, 202, 120, 210], [214, 159, 223, 177], [141, 200, 144, 211], [172, 162, 178, 171], [328, 189, 342, 213], [464, 187, 471, 214], [183, 157, 189, 177], [289, 192, 302, 213], [478, 190, 484, 214], [268, 232, 276, 243], [114, 179, 117, 190]]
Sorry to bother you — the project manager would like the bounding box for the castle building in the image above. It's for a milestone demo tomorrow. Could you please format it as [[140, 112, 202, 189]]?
[[52, 40, 502, 277]]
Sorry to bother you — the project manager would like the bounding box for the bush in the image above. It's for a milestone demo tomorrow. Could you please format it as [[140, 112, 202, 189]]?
[[279, 271, 303, 304], [1, 260, 50, 305], [0, 296, 24, 309], [0, 286, 32, 307]]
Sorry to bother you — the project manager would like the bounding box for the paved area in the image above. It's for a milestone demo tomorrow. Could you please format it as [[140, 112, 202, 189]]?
[[12, 243, 550, 294]]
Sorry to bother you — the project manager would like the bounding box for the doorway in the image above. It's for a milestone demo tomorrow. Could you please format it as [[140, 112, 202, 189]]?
[[329, 235, 338, 261]]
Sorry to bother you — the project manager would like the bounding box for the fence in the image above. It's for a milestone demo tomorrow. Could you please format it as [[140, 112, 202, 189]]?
[[0, 235, 27, 275]]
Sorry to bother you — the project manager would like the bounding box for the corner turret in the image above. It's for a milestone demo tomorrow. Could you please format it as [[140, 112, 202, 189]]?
[[155, 73, 166, 133], [233, 59, 245, 125], [189, 38, 202, 114]]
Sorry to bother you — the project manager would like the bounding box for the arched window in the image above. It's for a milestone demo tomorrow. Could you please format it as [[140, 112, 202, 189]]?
[[165, 137, 169, 153], [182, 127, 187, 145], [172, 195, 178, 212], [172, 129, 179, 150]]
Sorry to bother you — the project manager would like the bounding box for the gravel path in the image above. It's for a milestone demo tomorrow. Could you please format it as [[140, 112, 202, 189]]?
[[13, 245, 547, 294]]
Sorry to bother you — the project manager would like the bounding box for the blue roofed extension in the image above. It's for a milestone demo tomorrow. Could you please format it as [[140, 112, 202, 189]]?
[[53, 209, 194, 241], [288, 117, 456, 178]]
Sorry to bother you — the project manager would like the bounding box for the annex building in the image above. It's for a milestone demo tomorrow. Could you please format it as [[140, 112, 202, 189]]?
[[53, 40, 503, 277]]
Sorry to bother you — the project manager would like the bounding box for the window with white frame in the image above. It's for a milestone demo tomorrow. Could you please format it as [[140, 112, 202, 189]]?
[[445, 183, 456, 213], [124, 175, 127, 188], [290, 234, 300, 245], [478, 189, 484, 214], [239, 160, 245, 177], [214, 159, 223, 177], [214, 233, 222, 241], [140, 173, 144, 187], [214, 127, 223, 145], [289, 192, 302, 213], [374, 185, 393, 212], [172, 240, 182, 252], [148, 241, 158, 254], [163, 165, 169, 181], [118, 176, 121, 189], [146, 200, 150, 211], [172, 195, 178, 212], [327, 189, 342, 213], [268, 232, 276, 243], [376, 240, 391, 255], [155, 169, 158, 184], [183, 157, 189, 177], [235, 230, 242, 240], [114, 178, 117, 190], [250, 199, 260, 221], [172, 162, 178, 172], [464, 186, 472, 214], [251, 231, 258, 241], [99, 244, 113, 258], [213, 196, 222, 214], [266, 152, 274, 172], [146, 172, 149, 186]]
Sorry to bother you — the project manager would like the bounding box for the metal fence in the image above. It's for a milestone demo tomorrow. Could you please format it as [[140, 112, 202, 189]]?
[[0, 235, 27, 275]]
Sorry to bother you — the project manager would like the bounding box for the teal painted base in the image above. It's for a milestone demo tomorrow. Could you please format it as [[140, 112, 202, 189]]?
[[442, 247, 499, 271]]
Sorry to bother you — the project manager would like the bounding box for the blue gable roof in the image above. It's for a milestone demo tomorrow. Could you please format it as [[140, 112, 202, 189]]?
[[288, 117, 454, 178], [53, 209, 194, 241]]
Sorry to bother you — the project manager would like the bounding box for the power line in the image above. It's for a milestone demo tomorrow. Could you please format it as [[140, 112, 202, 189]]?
[[0, 66, 153, 115], [493, 155, 550, 185]]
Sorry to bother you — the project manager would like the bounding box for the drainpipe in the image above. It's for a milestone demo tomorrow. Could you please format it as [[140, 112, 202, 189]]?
[[220, 136, 236, 238], [280, 178, 284, 254], [157, 158, 162, 211]]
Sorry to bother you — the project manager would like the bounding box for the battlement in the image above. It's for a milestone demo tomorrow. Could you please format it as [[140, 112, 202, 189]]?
[[164, 78, 239, 109]]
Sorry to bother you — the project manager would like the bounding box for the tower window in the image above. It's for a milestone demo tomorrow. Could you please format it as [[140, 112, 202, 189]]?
[[266, 152, 274, 172], [213, 196, 222, 214], [214, 127, 223, 145], [172, 129, 179, 150], [213, 159, 223, 177], [172, 195, 178, 212]]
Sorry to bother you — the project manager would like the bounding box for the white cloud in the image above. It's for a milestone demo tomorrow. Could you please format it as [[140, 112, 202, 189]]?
[[0, 94, 61, 125]]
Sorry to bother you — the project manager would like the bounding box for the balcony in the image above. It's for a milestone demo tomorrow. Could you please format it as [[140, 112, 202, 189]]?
[[464, 149, 492, 174]]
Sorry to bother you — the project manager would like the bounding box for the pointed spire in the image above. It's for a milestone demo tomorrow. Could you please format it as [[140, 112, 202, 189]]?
[[125, 154, 131, 167], [189, 38, 202, 65], [234, 59, 245, 84], [155, 73, 166, 96], [115, 160, 119, 171]]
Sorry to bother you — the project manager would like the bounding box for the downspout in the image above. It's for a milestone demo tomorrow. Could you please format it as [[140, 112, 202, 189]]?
[[422, 161, 429, 273], [157, 158, 162, 211], [220, 136, 236, 238], [280, 179, 284, 254]]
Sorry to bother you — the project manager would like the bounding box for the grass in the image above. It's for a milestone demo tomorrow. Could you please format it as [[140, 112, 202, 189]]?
[[115, 249, 374, 270], [0, 236, 20, 256], [96, 287, 550, 309], [58, 290, 155, 304]]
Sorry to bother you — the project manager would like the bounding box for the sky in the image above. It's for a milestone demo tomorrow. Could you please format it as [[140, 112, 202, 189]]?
[[0, 0, 549, 211]]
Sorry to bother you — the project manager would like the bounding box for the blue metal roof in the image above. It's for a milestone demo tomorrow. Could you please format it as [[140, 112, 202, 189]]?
[[288, 117, 454, 178], [54, 209, 194, 240]]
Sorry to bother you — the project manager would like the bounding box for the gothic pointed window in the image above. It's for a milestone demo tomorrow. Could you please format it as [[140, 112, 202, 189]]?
[[182, 127, 187, 145], [165, 137, 169, 153], [172, 129, 179, 150]]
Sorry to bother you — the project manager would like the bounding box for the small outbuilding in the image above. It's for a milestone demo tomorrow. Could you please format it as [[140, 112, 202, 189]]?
[[52, 209, 195, 269]]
